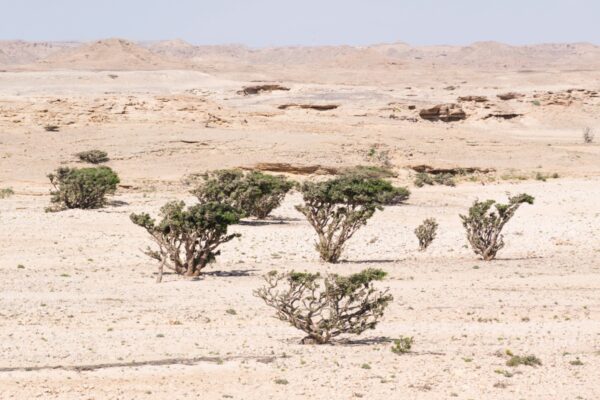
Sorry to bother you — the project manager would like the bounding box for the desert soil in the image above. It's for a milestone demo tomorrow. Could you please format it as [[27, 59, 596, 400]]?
[[0, 40, 599, 399]]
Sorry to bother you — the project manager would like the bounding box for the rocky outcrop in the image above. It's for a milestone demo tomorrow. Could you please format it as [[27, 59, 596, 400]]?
[[458, 95, 488, 102], [243, 163, 339, 175], [278, 104, 339, 111], [483, 113, 522, 120], [238, 84, 290, 95], [410, 165, 495, 175], [419, 104, 466, 122], [497, 92, 524, 100]]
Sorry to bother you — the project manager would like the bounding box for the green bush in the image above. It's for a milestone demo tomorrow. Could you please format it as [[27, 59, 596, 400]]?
[[414, 172, 455, 187], [47, 166, 119, 210], [460, 194, 534, 261], [341, 165, 396, 179], [295, 175, 409, 262], [0, 187, 14, 199], [414, 218, 438, 251], [192, 169, 294, 219], [414, 172, 434, 188], [506, 354, 542, 367], [255, 268, 392, 344], [76, 149, 109, 164], [391, 336, 414, 354], [130, 201, 241, 282]]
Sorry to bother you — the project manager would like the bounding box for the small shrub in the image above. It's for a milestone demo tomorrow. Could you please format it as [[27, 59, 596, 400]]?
[[414, 172, 434, 188], [414, 218, 438, 251], [130, 201, 241, 282], [295, 175, 409, 263], [76, 149, 109, 164], [0, 187, 15, 199], [433, 173, 456, 187], [414, 172, 455, 187], [342, 165, 396, 179], [365, 146, 392, 167], [583, 127, 595, 144], [255, 268, 392, 344], [494, 369, 514, 378], [47, 166, 120, 210], [44, 124, 60, 132], [506, 354, 542, 367], [535, 172, 547, 182], [391, 336, 414, 354], [460, 194, 534, 261], [192, 169, 293, 219]]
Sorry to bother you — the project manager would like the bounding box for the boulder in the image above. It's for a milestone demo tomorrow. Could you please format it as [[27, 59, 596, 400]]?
[[419, 104, 466, 122], [238, 84, 290, 95], [497, 92, 524, 100], [458, 95, 488, 102]]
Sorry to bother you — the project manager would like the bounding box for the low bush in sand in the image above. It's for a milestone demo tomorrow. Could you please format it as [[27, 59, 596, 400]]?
[[414, 172, 456, 188], [506, 354, 542, 367], [583, 127, 595, 144], [47, 166, 119, 211], [130, 201, 241, 282], [192, 169, 294, 219], [295, 174, 409, 263], [76, 149, 109, 164], [460, 194, 534, 261], [414, 218, 438, 251], [255, 268, 392, 344], [0, 187, 14, 199], [391, 336, 414, 354]]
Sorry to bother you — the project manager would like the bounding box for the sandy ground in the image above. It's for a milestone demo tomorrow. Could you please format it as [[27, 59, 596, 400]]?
[[1, 61, 600, 399]]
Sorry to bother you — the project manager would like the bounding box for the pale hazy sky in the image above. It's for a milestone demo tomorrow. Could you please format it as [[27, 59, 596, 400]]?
[[1, 0, 599, 46]]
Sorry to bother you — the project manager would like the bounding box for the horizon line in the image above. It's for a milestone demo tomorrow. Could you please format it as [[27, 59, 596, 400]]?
[[1, 37, 599, 49]]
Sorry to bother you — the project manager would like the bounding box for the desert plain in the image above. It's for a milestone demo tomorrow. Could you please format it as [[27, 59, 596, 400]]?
[[0, 39, 599, 399]]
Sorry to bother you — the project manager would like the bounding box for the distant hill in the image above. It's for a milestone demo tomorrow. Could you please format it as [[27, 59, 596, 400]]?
[[34, 38, 185, 70], [1, 38, 599, 71], [0, 40, 79, 65]]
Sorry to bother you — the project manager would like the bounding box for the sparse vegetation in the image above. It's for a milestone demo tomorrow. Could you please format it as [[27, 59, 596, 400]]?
[[414, 218, 438, 251], [47, 166, 120, 210], [192, 169, 294, 219], [341, 165, 396, 179], [130, 201, 241, 282], [391, 336, 414, 354], [583, 127, 595, 144], [460, 194, 534, 261], [414, 172, 455, 187], [255, 268, 392, 344], [506, 354, 542, 367], [494, 369, 514, 378], [76, 149, 109, 164], [414, 172, 434, 188], [295, 175, 409, 262], [0, 187, 14, 199], [365, 145, 392, 168]]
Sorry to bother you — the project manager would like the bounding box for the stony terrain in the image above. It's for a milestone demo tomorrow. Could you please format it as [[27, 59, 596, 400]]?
[[0, 39, 599, 399]]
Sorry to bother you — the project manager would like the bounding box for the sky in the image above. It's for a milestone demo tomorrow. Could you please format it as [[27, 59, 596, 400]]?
[[1, 0, 599, 47]]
